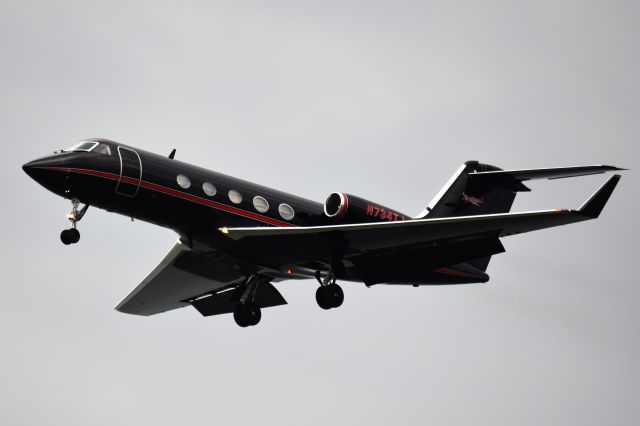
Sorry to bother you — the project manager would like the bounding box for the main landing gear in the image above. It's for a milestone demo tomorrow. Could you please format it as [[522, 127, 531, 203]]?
[[60, 199, 89, 245], [233, 276, 262, 328], [315, 271, 344, 310], [233, 302, 261, 328]]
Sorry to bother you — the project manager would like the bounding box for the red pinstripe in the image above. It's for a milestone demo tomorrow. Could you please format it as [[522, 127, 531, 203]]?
[[43, 167, 295, 227]]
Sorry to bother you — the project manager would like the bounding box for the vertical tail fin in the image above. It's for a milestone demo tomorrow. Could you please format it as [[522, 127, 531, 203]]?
[[417, 161, 521, 220], [418, 161, 623, 271], [418, 161, 521, 272]]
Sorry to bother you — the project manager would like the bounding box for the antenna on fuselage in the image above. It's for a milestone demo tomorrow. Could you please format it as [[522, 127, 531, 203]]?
[[168, 149, 176, 159]]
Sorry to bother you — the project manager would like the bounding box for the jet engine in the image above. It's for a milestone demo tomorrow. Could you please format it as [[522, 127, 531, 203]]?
[[323, 192, 407, 223]]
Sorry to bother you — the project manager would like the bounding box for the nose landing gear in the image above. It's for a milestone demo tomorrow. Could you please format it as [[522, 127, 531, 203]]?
[[60, 199, 89, 245], [315, 271, 344, 310]]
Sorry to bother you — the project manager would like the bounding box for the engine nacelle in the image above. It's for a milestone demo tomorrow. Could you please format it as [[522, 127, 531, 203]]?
[[323, 192, 408, 223]]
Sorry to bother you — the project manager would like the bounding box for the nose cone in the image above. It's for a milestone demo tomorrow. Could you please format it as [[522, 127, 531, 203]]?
[[22, 159, 37, 178], [22, 155, 63, 178], [22, 154, 69, 197]]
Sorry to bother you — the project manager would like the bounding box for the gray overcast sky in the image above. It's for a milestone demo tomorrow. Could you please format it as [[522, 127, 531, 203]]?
[[1, 1, 638, 425]]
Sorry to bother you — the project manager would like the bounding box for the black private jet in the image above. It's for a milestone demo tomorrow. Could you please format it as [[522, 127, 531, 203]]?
[[23, 139, 623, 327]]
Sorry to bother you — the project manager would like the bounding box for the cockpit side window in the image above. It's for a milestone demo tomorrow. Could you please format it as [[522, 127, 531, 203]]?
[[66, 141, 98, 152], [94, 144, 112, 155]]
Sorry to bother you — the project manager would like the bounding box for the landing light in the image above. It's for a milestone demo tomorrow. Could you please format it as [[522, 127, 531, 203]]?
[[219, 227, 229, 234]]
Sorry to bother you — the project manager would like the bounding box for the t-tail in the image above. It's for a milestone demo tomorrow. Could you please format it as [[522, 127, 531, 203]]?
[[417, 161, 624, 271]]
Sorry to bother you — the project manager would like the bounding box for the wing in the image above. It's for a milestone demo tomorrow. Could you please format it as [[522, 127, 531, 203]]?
[[221, 175, 620, 260], [115, 242, 286, 316]]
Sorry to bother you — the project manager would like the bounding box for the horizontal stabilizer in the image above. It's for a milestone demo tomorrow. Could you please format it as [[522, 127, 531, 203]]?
[[469, 165, 624, 191]]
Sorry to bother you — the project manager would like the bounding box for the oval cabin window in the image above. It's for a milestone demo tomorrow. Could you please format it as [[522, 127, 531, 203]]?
[[176, 174, 191, 189], [253, 196, 269, 213], [278, 203, 295, 220], [228, 189, 243, 204], [202, 182, 217, 197]]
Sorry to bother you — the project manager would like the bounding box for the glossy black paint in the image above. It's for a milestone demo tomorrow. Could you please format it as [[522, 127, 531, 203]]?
[[24, 139, 324, 230], [23, 138, 489, 286]]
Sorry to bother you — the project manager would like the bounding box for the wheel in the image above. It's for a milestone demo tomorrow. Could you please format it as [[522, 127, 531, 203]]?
[[69, 228, 80, 244], [233, 305, 249, 327], [60, 229, 72, 245], [233, 303, 261, 327], [245, 303, 261, 326], [315, 286, 332, 310], [326, 283, 344, 308]]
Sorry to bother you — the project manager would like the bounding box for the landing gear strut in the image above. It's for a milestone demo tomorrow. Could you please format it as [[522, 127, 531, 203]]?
[[233, 275, 263, 327], [315, 271, 344, 310], [60, 199, 89, 245]]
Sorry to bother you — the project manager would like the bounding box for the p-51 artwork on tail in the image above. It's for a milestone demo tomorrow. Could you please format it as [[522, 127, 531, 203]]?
[[23, 139, 624, 327]]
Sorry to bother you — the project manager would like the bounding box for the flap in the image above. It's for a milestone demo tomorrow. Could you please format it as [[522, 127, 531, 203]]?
[[191, 282, 287, 317]]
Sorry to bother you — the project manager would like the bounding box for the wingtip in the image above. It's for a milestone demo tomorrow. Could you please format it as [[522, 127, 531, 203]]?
[[578, 174, 621, 218]]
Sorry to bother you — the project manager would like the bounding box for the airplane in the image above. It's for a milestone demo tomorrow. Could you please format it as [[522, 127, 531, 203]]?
[[22, 138, 624, 327]]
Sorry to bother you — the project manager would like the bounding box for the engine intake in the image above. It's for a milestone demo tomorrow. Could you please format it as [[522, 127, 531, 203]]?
[[323, 192, 407, 223]]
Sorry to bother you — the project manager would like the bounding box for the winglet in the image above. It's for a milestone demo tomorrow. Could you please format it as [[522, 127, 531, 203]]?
[[578, 174, 621, 218]]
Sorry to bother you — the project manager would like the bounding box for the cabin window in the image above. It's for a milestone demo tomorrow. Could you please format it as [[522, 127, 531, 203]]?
[[202, 182, 217, 197], [176, 174, 191, 189], [228, 189, 243, 204], [278, 203, 295, 220], [253, 196, 269, 213]]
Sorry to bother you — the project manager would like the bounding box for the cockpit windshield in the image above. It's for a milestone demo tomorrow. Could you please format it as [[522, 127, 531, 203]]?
[[66, 141, 98, 152], [65, 141, 112, 155]]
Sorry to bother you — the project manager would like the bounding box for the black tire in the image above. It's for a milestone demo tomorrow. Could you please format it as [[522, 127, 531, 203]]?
[[245, 303, 261, 326], [326, 283, 344, 308], [233, 306, 249, 327], [60, 229, 72, 245], [315, 286, 331, 310], [69, 228, 80, 244]]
